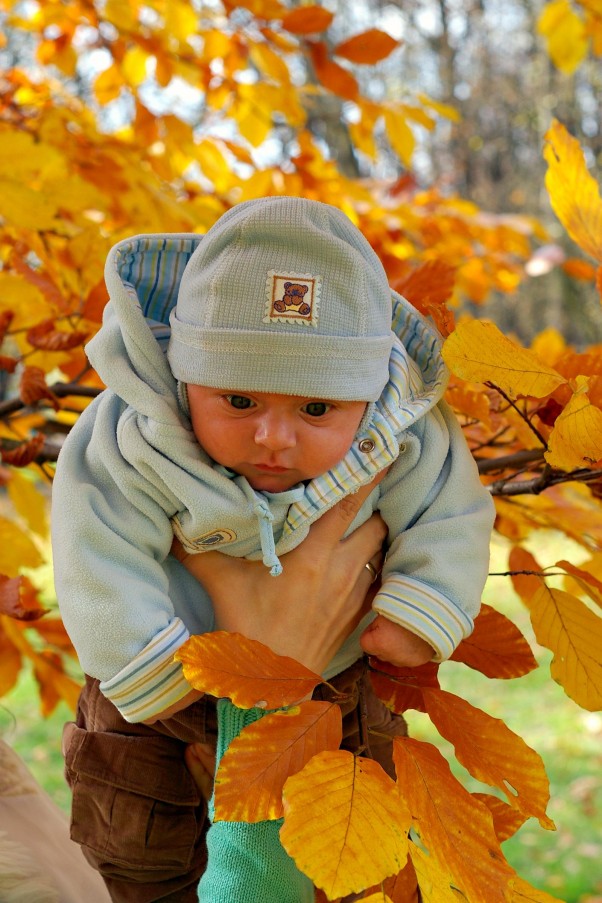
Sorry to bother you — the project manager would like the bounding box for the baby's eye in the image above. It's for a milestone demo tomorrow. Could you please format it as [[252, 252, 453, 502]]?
[[225, 394, 254, 410], [302, 401, 330, 417]]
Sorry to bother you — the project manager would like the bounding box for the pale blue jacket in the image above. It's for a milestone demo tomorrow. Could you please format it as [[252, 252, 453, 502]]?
[[51, 235, 495, 722]]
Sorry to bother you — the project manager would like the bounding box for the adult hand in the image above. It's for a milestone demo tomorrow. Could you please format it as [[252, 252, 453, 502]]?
[[172, 475, 387, 675]]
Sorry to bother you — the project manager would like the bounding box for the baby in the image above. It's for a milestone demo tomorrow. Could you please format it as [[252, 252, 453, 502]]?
[[52, 196, 494, 900]]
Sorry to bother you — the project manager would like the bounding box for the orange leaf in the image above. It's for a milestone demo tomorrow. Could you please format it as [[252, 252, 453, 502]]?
[[0, 309, 14, 344], [1, 433, 46, 467], [0, 574, 48, 620], [281, 5, 334, 34], [364, 857, 420, 902], [11, 257, 65, 309], [445, 380, 492, 428], [174, 631, 323, 708], [508, 546, 545, 608], [556, 558, 602, 609], [26, 319, 88, 351], [529, 584, 602, 710], [334, 29, 399, 65], [214, 701, 342, 822], [281, 750, 410, 898], [32, 616, 77, 654], [19, 366, 60, 410], [395, 260, 456, 311], [450, 604, 538, 678], [472, 793, 528, 842], [422, 688, 554, 828], [369, 660, 440, 714], [393, 738, 515, 902], [0, 623, 22, 697], [309, 40, 359, 101], [32, 648, 82, 716], [544, 119, 602, 262], [0, 355, 18, 373], [562, 257, 596, 280]]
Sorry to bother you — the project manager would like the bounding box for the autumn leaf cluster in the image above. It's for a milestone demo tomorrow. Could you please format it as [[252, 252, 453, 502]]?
[[176, 631, 563, 901], [0, 1, 601, 898]]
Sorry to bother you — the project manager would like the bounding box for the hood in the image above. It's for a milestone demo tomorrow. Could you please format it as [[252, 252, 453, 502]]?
[[86, 233, 448, 429]]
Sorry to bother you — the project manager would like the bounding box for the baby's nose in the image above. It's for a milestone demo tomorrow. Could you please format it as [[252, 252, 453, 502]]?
[[254, 414, 296, 450]]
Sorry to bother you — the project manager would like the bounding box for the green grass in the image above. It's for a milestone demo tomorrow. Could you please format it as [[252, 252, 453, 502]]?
[[1, 532, 601, 902]]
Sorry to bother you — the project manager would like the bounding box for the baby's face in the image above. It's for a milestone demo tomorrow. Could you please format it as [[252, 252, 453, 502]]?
[[187, 385, 367, 493]]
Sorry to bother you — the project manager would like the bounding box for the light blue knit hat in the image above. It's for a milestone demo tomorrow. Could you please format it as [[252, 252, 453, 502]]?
[[167, 197, 394, 401]]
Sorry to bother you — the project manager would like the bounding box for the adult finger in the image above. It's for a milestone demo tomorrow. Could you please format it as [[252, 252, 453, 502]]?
[[308, 468, 389, 547]]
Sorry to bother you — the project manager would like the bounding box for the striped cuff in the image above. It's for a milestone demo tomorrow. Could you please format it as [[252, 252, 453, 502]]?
[[99, 618, 192, 722], [372, 575, 474, 661]]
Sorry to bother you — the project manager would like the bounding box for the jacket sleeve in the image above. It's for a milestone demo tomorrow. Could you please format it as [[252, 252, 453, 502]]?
[[51, 394, 202, 722], [373, 400, 495, 660]]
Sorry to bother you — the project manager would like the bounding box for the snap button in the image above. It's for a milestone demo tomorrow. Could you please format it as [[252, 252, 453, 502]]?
[[358, 438, 375, 453], [398, 442, 406, 453]]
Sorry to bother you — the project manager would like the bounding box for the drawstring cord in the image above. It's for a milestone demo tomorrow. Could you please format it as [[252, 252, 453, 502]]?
[[251, 496, 283, 576]]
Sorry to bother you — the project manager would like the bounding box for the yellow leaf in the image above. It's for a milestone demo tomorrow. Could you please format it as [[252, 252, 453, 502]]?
[[544, 119, 602, 261], [0, 178, 60, 231], [214, 702, 342, 822], [122, 45, 149, 87], [174, 631, 323, 707], [0, 518, 44, 576], [442, 320, 567, 398], [93, 63, 125, 105], [0, 128, 62, 180], [233, 91, 273, 146], [409, 846, 464, 902], [249, 40, 291, 83], [196, 138, 234, 192], [545, 376, 602, 469], [530, 584, 602, 710], [423, 689, 554, 828], [384, 107, 415, 168], [393, 738, 515, 903], [201, 28, 233, 62], [165, 0, 199, 43], [530, 326, 567, 367], [537, 0, 588, 73], [104, 0, 138, 31], [7, 470, 49, 538], [348, 101, 380, 160], [509, 875, 567, 902], [281, 750, 410, 898], [334, 29, 399, 65], [0, 273, 47, 329], [418, 92, 461, 123]]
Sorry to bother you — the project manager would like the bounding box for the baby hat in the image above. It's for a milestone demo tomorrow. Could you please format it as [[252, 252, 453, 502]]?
[[167, 196, 394, 401]]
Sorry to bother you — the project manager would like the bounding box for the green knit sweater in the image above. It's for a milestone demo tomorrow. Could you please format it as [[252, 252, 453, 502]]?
[[197, 699, 314, 902]]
